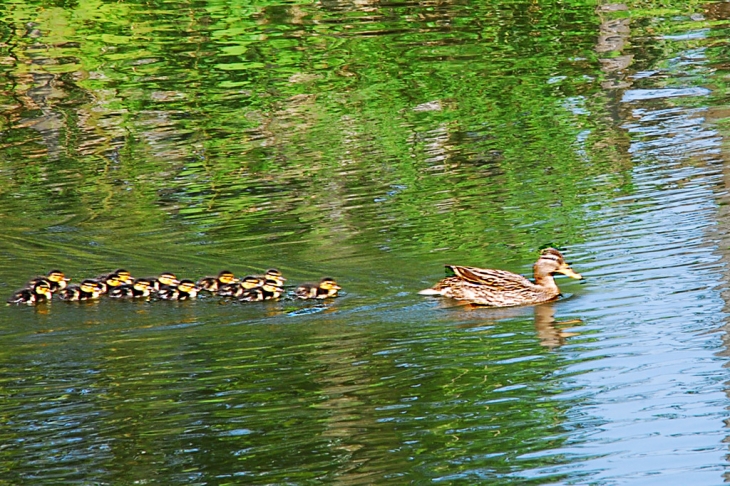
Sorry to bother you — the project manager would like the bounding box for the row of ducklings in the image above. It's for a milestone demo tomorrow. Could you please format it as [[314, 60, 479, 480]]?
[[7, 269, 341, 305]]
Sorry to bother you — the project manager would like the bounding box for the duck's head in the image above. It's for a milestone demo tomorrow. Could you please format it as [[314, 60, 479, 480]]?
[[218, 270, 239, 284], [535, 248, 583, 279]]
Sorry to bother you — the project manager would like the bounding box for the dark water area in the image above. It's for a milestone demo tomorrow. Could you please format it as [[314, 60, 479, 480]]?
[[1, 0, 730, 484]]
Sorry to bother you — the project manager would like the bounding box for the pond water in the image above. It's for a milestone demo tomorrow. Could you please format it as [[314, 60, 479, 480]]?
[[1, 0, 730, 484]]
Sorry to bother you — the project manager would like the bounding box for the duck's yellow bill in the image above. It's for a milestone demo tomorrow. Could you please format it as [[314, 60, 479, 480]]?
[[558, 267, 583, 279]]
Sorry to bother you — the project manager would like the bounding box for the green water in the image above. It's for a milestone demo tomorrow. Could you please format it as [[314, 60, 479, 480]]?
[[1, 0, 730, 484]]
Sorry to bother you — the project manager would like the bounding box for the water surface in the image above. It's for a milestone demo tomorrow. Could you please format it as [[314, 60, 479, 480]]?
[[1, 1, 730, 484]]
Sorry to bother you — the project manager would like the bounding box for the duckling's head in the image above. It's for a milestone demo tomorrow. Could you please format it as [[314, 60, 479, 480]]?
[[241, 275, 265, 289], [158, 273, 180, 287], [113, 269, 134, 284], [33, 280, 53, 299], [177, 280, 198, 293], [264, 268, 286, 284], [262, 279, 283, 293], [535, 248, 583, 279], [47, 270, 70, 284], [80, 280, 102, 294], [105, 274, 125, 288], [319, 277, 341, 291], [218, 270, 238, 284], [133, 279, 152, 292]]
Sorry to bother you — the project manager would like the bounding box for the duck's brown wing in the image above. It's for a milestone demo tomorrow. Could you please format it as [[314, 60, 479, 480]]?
[[446, 265, 534, 290]]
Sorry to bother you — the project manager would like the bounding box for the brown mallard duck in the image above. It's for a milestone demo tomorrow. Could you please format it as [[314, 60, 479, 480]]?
[[419, 248, 583, 307], [295, 278, 341, 300]]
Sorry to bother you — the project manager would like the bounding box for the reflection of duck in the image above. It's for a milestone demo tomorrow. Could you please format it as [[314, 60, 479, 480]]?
[[59, 280, 104, 301], [7, 280, 53, 305], [449, 302, 583, 349], [158, 279, 199, 300], [295, 278, 341, 299], [419, 248, 583, 307], [197, 270, 239, 292], [532, 303, 582, 349]]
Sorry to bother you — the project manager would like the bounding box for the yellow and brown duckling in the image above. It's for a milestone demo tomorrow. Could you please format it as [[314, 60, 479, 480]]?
[[238, 279, 284, 302], [94, 272, 127, 295], [112, 269, 134, 284], [259, 268, 286, 287], [197, 270, 239, 292], [295, 277, 341, 300], [59, 280, 104, 301], [419, 248, 583, 307], [26, 270, 70, 293], [109, 278, 154, 299], [148, 272, 180, 292], [7, 280, 53, 305], [157, 279, 199, 300], [217, 275, 265, 298]]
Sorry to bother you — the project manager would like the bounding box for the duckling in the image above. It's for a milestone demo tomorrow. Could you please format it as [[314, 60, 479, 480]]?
[[157, 279, 199, 300], [249, 268, 286, 287], [148, 273, 180, 292], [58, 280, 103, 301], [197, 270, 239, 292], [95, 273, 127, 294], [239, 279, 283, 302], [7, 280, 53, 305], [237, 287, 265, 302], [217, 275, 265, 297], [260, 268, 286, 286], [26, 270, 70, 293], [109, 278, 153, 299], [419, 247, 583, 307], [295, 277, 341, 300], [112, 269, 133, 284]]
